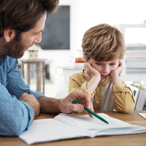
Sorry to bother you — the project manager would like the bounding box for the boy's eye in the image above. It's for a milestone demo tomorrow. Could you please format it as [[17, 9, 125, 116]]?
[[110, 63, 116, 65]]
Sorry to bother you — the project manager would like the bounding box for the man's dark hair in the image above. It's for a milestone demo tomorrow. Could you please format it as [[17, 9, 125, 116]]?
[[0, 0, 59, 37]]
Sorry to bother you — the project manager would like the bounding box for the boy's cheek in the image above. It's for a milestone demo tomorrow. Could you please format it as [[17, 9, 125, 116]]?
[[92, 65, 99, 71], [111, 66, 118, 72]]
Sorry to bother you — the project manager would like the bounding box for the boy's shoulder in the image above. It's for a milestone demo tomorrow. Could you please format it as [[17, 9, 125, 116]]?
[[70, 70, 84, 78], [69, 70, 86, 81]]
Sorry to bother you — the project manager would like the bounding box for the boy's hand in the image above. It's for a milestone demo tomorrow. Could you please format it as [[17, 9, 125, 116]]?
[[110, 61, 123, 78], [84, 63, 101, 80], [110, 61, 125, 88], [84, 62, 101, 95]]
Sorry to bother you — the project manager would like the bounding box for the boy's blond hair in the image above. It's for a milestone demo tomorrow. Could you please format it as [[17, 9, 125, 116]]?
[[82, 24, 125, 62]]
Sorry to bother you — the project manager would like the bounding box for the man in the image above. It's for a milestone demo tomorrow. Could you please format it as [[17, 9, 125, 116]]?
[[0, 0, 93, 136]]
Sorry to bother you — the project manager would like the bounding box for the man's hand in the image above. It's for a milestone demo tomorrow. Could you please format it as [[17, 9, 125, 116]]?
[[19, 93, 41, 117], [58, 90, 94, 118]]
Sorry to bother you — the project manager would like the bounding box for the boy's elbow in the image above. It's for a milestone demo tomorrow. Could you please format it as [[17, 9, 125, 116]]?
[[123, 102, 135, 113], [122, 105, 135, 114], [114, 103, 135, 114], [121, 107, 133, 114]]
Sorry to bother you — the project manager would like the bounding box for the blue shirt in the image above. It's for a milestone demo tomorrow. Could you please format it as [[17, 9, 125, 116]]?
[[0, 55, 45, 136]]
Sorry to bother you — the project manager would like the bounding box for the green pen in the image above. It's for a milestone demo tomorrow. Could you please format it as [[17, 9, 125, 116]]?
[[72, 99, 108, 124]]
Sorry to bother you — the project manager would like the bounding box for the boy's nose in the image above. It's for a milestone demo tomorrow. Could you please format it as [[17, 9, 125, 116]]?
[[103, 66, 109, 74]]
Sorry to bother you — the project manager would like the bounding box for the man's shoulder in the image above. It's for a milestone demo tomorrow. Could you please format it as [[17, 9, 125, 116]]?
[[4, 56, 18, 69], [6, 56, 17, 60], [6, 56, 18, 63], [0, 55, 17, 66]]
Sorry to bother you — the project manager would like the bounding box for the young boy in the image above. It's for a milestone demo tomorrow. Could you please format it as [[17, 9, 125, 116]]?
[[68, 24, 135, 113]]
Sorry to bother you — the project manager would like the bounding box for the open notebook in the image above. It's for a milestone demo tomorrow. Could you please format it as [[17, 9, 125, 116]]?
[[19, 113, 146, 144]]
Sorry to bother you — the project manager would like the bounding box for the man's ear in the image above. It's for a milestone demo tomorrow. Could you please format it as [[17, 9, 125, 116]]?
[[3, 29, 16, 42]]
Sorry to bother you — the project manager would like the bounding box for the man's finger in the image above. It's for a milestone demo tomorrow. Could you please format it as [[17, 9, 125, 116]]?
[[70, 104, 84, 113], [72, 90, 93, 111]]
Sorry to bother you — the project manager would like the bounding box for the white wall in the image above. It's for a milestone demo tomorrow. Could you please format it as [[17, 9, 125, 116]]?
[[21, 0, 146, 83], [76, 0, 146, 48]]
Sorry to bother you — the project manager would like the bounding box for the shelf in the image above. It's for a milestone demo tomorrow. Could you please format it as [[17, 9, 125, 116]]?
[[114, 24, 146, 81], [56, 66, 81, 76], [121, 74, 146, 81]]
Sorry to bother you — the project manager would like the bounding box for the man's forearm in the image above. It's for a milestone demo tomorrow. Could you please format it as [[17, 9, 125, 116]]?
[[38, 96, 61, 113], [38, 90, 94, 117]]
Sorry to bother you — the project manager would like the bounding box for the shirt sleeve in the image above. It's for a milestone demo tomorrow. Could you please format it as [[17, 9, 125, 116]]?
[[0, 57, 44, 136], [0, 83, 34, 136], [112, 81, 135, 113], [68, 75, 96, 99]]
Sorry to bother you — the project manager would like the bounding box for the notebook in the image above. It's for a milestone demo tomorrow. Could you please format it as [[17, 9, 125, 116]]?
[[139, 113, 146, 119], [19, 113, 146, 144]]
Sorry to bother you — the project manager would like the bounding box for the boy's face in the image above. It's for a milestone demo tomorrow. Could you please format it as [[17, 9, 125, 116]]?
[[88, 58, 120, 79]]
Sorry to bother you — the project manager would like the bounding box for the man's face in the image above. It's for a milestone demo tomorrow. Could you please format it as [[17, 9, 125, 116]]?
[[2, 13, 46, 59]]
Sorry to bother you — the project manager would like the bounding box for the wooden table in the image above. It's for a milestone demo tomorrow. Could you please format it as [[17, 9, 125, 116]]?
[[20, 59, 46, 94], [0, 111, 146, 146]]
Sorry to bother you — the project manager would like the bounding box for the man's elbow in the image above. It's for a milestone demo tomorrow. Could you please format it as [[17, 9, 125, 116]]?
[[10, 125, 25, 136], [1, 119, 29, 136]]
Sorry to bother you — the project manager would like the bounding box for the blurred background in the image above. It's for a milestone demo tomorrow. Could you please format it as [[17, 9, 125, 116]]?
[[19, 0, 146, 110]]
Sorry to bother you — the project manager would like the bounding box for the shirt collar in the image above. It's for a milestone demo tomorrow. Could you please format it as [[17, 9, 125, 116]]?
[[0, 55, 7, 65]]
